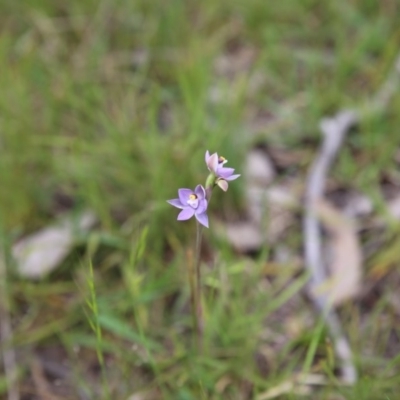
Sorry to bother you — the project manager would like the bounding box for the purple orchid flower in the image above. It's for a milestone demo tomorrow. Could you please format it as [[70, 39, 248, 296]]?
[[205, 150, 240, 191], [167, 185, 209, 228]]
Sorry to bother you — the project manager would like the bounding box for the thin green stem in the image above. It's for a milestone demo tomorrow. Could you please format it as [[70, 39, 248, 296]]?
[[194, 222, 204, 352], [88, 260, 110, 400], [188, 249, 198, 339], [189, 179, 213, 353]]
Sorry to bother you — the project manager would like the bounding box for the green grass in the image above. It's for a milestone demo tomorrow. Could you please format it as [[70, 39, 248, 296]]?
[[1, 0, 400, 398]]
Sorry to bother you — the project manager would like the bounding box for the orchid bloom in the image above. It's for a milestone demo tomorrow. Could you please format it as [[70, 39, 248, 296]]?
[[205, 150, 240, 191], [167, 185, 209, 228]]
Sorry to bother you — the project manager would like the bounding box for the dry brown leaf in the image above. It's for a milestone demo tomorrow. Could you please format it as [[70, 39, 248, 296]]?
[[314, 200, 362, 306], [224, 222, 263, 252], [31, 357, 65, 400], [245, 149, 276, 186], [216, 375, 233, 393], [222, 149, 300, 251], [256, 381, 295, 400], [13, 211, 96, 279], [387, 194, 400, 219], [127, 395, 146, 400], [246, 184, 298, 243], [256, 373, 327, 400], [214, 46, 257, 78]]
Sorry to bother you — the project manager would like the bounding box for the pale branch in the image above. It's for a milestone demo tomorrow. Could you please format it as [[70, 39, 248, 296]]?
[[304, 110, 358, 384], [303, 49, 400, 385]]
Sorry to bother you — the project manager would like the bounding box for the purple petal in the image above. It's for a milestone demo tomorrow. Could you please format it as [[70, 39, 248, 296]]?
[[195, 212, 209, 228], [205, 150, 210, 162], [207, 153, 218, 173], [177, 207, 195, 221], [194, 184, 206, 200], [217, 167, 235, 179], [167, 198, 184, 209], [178, 188, 193, 204], [187, 196, 199, 208], [225, 174, 240, 181], [196, 198, 208, 214]]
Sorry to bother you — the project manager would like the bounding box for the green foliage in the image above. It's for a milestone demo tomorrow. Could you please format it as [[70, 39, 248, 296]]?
[[1, 0, 400, 398]]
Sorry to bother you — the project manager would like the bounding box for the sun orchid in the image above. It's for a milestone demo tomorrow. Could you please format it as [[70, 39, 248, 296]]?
[[167, 185, 209, 228], [167, 150, 240, 351], [205, 150, 240, 191]]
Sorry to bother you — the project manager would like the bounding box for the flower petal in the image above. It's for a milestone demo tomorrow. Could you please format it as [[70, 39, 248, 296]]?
[[196, 198, 208, 214], [177, 207, 195, 221], [195, 212, 209, 228], [225, 174, 240, 181], [194, 184, 206, 200], [217, 167, 235, 179], [167, 198, 184, 209], [187, 197, 199, 208], [216, 179, 229, 192], [207, 153, 219, 173], [205, 150, 210, 162], [178, 188, 193, 204]]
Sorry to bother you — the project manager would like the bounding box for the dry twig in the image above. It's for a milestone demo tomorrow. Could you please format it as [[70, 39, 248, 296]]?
[[303, 49, 400, 385], [31, 357, 65, 400], [304, 111, 358, 384]]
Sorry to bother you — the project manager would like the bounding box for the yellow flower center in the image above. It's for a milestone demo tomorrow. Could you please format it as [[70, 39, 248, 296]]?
[[218, 156, 226, 163], [189, 194, 197, 200]]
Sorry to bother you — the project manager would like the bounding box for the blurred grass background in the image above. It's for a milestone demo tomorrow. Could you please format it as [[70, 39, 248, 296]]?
[[1, 0, 400, 399]]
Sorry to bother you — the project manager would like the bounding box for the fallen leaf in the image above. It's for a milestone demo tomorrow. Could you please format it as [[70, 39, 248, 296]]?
[[326, 189, 373, 228], [216, 375, 233, 393], [387, 194, 400, 219], [314, 200, 362, 306], [246, 183, 298, 243], [256, 381, 295, 400], [223, 222, 263, 252], [13, 211, 96, 279], [214, 46, 257, 78], [222, 148, 300, 251], [244, 149, 276, 186]]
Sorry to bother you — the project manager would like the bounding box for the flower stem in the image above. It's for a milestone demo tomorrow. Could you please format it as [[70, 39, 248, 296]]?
[[190, 181, 212, 353], [193, 221, 204, 352]]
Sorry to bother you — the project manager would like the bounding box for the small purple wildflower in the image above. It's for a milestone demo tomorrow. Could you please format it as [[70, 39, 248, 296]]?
[[205, 150, 240, 191], [167, 185, 209, 228]]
